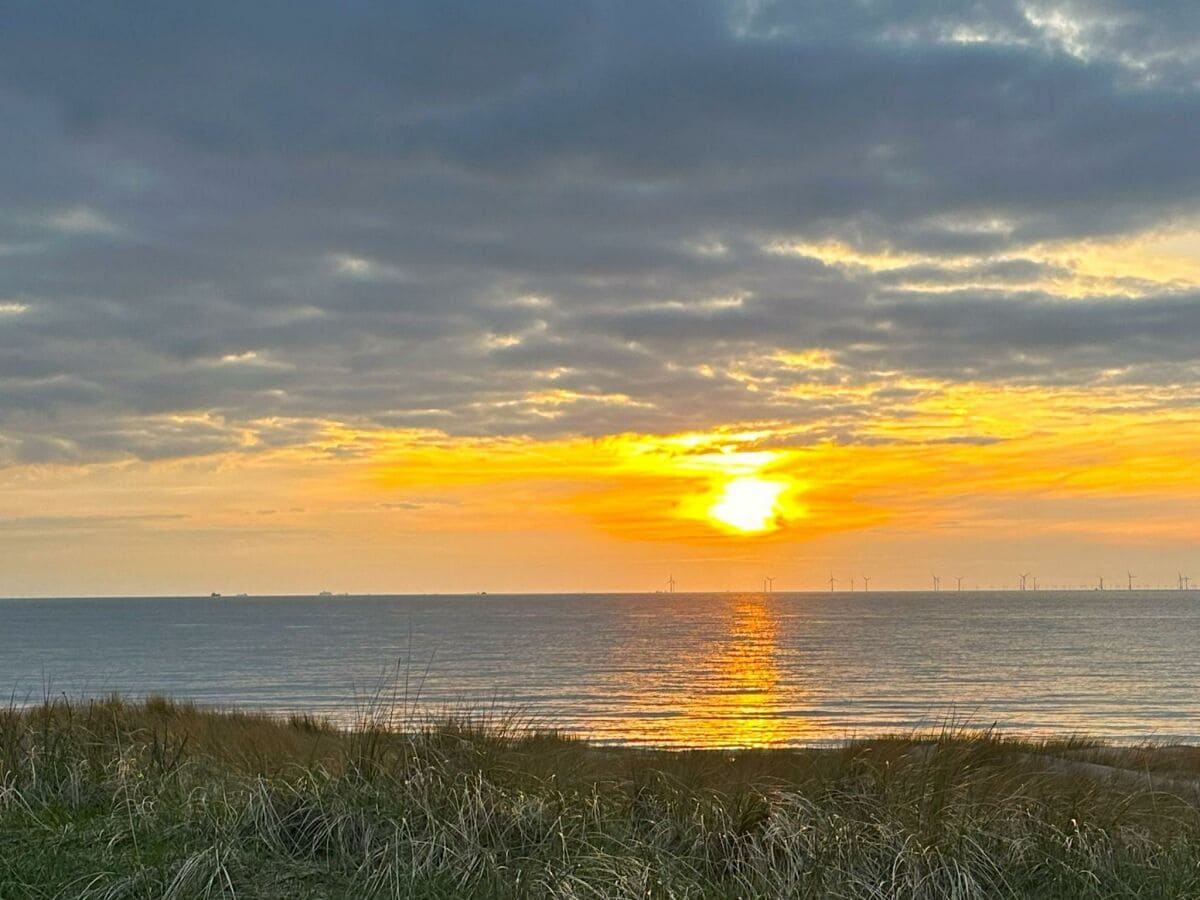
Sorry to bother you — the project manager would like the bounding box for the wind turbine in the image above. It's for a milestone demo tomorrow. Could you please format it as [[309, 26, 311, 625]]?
[[1019, 573, 1029, 591], [828, 574, 837, 592], [1032, 576, 1039, 591], [850, 576, 856, 591], [1179, 573, 1191, 591], [763, 576, 775, 594], [1128, 571, 1135, 591], [956, 576, 964, 591], [1098, 576, 1104, 591], [666, 575, 676, 594], [862, 576, 870, 592], [932, 574, 941, 592]]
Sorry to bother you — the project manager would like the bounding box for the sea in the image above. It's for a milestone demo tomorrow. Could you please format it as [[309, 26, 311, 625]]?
[[2, 591, 1198, 748]]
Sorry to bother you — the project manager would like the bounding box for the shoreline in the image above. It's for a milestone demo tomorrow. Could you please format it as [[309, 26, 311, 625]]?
[[11, 692, 1200, 753], [7, 690, 1200, 752]]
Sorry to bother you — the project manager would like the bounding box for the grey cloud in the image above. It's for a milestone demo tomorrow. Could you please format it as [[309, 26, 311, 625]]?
[[1, 1, 1199, 462], [874, 259, 1073, 286], [0, 514, 187, 536]]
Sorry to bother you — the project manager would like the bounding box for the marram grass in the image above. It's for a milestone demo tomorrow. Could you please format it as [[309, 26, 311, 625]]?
[[3, 695, 1200, 898]]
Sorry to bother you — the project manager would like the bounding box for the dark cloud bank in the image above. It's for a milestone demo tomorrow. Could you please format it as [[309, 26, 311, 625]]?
[[1, 0, 1199, 463]]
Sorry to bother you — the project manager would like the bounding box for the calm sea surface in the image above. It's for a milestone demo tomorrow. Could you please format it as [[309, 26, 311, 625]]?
[[2, 591, 1199, 747]]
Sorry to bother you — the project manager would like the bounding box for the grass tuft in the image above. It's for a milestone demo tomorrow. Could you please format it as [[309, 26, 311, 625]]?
[[1, 696, 1199, 897]]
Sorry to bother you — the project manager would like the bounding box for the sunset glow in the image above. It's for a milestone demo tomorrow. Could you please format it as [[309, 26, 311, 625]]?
[[706, 476, 788, 534], [1, 1, 1198, 596], [4, 380, 1197, 594]]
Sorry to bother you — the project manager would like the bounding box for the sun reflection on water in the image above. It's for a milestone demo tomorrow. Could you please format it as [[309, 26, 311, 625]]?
[[672, 593, 793, 748]]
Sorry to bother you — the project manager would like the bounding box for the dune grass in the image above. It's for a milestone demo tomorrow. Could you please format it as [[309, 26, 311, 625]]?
[[3, 695, 1200, 898]]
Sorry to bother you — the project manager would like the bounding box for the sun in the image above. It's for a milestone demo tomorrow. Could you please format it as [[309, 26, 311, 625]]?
[[707, 475, 787, 533]]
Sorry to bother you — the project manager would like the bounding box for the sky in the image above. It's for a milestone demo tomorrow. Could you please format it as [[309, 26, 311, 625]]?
[[2, 0, 1199, 596]]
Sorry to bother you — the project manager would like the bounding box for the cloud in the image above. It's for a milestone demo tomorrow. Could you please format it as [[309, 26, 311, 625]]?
[[44, 206, 122, 236], [0, 513, 186, 534], [0, 1, 1199, 463]]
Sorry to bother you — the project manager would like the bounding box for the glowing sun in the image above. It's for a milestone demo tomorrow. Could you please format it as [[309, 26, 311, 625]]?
[[707, 475, 787, 533]]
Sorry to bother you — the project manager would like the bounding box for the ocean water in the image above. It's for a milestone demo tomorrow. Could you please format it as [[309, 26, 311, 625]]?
[[2, 591, 1199, 747]]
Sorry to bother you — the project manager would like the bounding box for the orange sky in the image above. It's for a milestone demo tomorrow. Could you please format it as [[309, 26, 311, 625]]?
[[4, 374, 1198, 596]]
